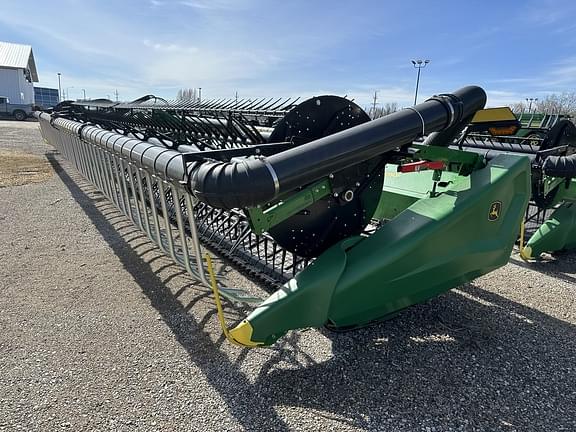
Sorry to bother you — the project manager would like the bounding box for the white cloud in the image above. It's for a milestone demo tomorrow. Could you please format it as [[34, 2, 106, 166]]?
[[143, 40, 199, 54], [179, 0, 245, 10]]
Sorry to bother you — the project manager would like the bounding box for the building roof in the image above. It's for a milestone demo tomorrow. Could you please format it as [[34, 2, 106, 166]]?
[[0, 41, 38, 82]]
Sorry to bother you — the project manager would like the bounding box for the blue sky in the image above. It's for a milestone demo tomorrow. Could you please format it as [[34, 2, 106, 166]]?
[[1, 0, 576, 108]]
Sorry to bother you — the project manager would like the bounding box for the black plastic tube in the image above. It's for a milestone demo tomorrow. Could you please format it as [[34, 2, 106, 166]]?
[[188, 86, 487, 209], [543, 154, 576, 177]]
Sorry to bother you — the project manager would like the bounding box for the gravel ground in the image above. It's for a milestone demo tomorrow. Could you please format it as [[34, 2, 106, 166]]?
[[0, 119, 575, 431]]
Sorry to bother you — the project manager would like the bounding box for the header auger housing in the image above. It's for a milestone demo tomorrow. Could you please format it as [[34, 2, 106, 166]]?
[[37, 84, 573, 347]]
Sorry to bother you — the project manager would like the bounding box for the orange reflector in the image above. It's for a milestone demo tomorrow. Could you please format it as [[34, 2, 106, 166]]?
[[488, 125, 519, 136]]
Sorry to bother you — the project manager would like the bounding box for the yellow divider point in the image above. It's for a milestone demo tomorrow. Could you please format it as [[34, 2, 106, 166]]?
[[518, 220, 532, 261], [204, 253, 262, 348]]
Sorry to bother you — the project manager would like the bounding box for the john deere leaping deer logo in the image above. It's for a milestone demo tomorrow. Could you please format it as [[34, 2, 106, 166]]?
[[488, 201, 502, 221]]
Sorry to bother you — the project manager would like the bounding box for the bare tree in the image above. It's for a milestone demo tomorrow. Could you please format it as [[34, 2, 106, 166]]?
[[367, 102, 398, 119], [177, 88, 198, 101], [509, 101, 528, 113], [510, 92, 576, 115], [535, 93, 576, 114]]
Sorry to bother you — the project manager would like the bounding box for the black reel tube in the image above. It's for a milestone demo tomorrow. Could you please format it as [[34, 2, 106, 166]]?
[[188, 86, 487, 209]]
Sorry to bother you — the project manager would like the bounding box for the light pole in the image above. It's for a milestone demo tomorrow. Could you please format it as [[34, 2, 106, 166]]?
[[57, 73, 62, 102], [526, 98, 538, 113], [65, 86, 74, 100], [82, 89, 86, 100], [198, 87, 202, 103], [411, 59, 430, 106]]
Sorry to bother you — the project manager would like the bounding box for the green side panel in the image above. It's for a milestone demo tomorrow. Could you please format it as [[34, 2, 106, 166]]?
[[241, 154, 530, 345], [551, 178, 576, 205], [241, 237, 362, 345], [246, 178, 332, 234], [374, 168, 462, 220], [525, 202, 576, 258], [329, 155, 530, 327]]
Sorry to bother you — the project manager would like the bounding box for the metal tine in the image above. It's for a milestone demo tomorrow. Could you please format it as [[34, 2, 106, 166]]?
[[95, 146, 114, 203], [126, 163, 145, 229], [188, 115, 226, 149], [144, 172, 167, 253], [113, 155, 130, 216], [74, 135, 89, 180], [180, 116, 209, 147], [212, 116, 241, 142], [91, 144, 109, 199], [76, 137, 88, 178], [271, 96, 299, 111], [183, 122, 218, 150], [82, 140, 97, 185], [184, 98, 204, 110], [187, 114, 216, 141], [229, 226, 252, 254], [259, 97, 282, 111], [200, 208, 223, 235], [233, 98, 256, 111], [171, 186, 203, 280], [89, 143, 106, 193], [245, 98, 270, 111], [199, 98, 228, 111], [269, 96, 294, 111], [157, 180, 179, 263], [199, 118, 234, 149], [206, 210, 234, 241], [223, 97, 249, 111], [183, 193, 209, 284], [72, 136, 82, 174], [105, 151, 122, 210], [117, 158, 134, 221], [231, 115, 264, 145], [198, 115, 233, 140], [182, 98, 200, 109], [212, 98, 238, 111], [104, 152, 124, 211], [68, 134, 82, 176], [212, 98, 242, 111], [184, 98, 206, 110], [102, 149, 117, 203], [240, 98, 265, 111], [216, 218, 242, 247], [201, 98, 230, 110]]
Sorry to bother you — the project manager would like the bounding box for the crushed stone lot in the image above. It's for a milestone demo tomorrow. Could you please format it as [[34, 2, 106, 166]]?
[[0, 119, 575, 431]]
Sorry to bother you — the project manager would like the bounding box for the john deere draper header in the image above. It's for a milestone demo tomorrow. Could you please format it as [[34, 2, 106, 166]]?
[[37, 85, 576, 346]]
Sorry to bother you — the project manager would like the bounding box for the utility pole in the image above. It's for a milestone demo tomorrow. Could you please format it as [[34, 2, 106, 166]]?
[[114, 89, 119, 102], [371, 91, 378, 119], [411, 59, 430, 106], [526, 97, 538, 113], [57, 73, 62, 102]]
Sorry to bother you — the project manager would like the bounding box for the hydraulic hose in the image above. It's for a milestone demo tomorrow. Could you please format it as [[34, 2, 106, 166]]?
[[541, 119, 576, 178], [188, 86, 487, 209]]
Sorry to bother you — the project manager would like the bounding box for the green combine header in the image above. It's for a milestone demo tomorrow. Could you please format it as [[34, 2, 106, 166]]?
[[37, 85, 576, 347]]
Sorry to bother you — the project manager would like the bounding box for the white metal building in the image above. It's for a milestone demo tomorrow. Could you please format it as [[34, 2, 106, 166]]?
[[0, 41, 39, 105]]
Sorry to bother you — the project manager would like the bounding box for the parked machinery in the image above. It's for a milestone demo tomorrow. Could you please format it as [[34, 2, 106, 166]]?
[[455, 107, 576, 259], [38, 85, 575, 347]]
